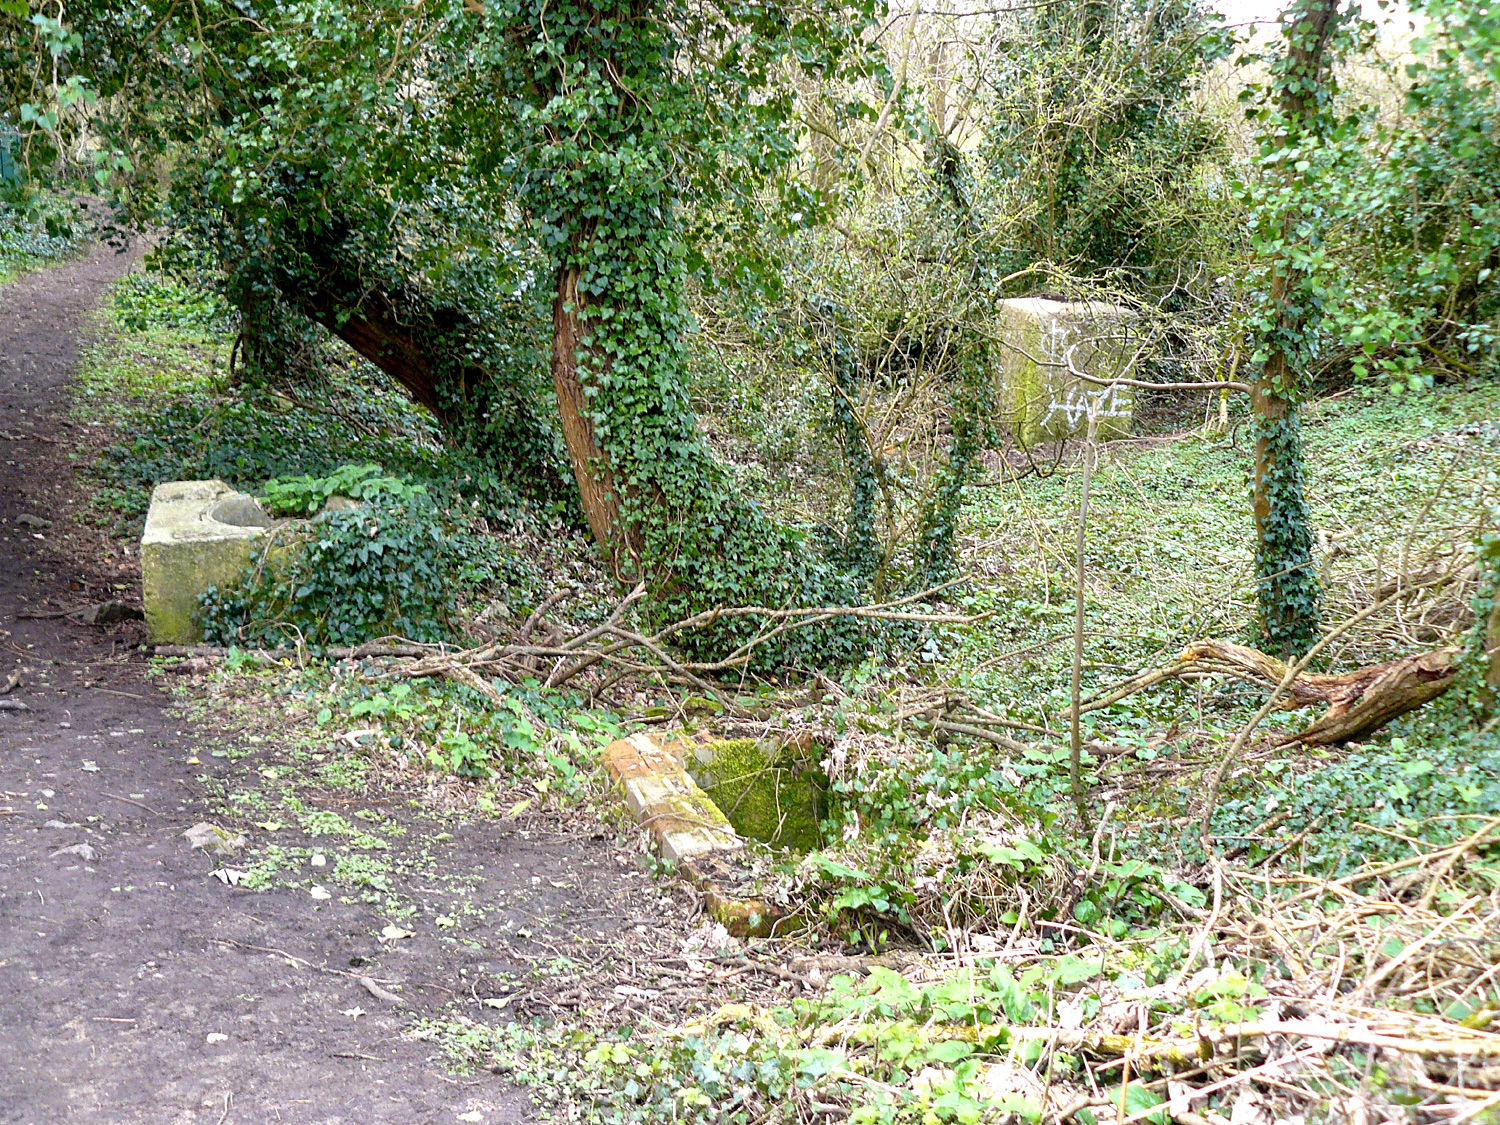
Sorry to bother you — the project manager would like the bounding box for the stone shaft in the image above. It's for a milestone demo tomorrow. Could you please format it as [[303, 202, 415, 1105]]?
[[997, 298, 1136, 447]]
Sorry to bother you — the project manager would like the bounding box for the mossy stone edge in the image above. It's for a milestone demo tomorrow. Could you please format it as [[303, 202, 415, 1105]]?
[[602, 732, 780, 937]]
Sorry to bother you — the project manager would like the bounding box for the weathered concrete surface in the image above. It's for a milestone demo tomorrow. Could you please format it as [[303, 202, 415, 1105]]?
[[602, 732, 779, 935], [603, 732, 742, 863], [141, 480, 276, 644], [997, 298, 1136, 447]]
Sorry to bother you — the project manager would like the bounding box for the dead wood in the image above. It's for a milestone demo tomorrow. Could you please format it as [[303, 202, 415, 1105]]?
[[1076, 639, 1461, 747], [1178, 640, 1461, 745]]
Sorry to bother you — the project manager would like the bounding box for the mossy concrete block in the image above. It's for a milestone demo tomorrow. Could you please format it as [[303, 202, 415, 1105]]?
[[997, 298, 1136, 447], [603, 733, 743, 863], [141, 480, 276, 644], [687, 737, 826, 853], [602, 732, 791, 937]]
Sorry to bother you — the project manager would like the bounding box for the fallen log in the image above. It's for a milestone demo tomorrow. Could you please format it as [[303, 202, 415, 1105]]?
[[1073, 640, 1461, 746], [1178, 640, 1461, 745]]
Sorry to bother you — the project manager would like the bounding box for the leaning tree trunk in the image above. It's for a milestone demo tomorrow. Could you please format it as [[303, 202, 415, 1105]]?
[[1177, 640, 1461, 746], [271, 247, 573, 507], [550, 262, 638, 576], [1251, 0, 1343, 656]]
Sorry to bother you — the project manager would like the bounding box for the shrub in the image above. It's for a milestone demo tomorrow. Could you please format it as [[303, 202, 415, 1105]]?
[[201, 482, 532, 648]]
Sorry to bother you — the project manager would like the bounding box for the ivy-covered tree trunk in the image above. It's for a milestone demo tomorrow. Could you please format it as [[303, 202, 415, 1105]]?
[[478, 0, 864, 662], [550, 262, 638, 573], [495, 0, 808, 618], [1251, 351, 1318, 655], [1482, 541, 1500, 710], [1250, 0, 1341, 656]]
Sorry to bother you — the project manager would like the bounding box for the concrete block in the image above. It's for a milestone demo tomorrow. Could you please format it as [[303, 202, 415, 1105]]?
[[997, 298, 1136, 447], [602, 732, 785, 936], [660, 825, 738, 865], [141, 480, 278, 644], [604, 734, 742, 859]]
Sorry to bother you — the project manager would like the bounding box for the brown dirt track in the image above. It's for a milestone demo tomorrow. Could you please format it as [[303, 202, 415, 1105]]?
[[0, 245, 684, 1124]]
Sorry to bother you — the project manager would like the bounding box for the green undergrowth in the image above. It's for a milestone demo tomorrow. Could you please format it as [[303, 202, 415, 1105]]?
[[76, 273, 232, 416], [949, 381, 1500, 719], [80, 271, 553, 526], [289, 658, 623, 797], [198, 469, 544, 649], [418, 947, 1289, 1125], [0, 193, 88, 282], [703, 400, 1500, 944]]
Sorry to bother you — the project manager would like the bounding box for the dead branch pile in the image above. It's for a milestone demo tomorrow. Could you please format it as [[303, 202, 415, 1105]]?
[[862, 823, 1500, 1124], [153, 582, 987, 708], [370, 581, 988, 709]]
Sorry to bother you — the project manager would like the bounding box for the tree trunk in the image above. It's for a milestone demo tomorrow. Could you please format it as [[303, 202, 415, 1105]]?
[[300, 285, 460, 422], [1250, 370, 1318, 654], [1251, 0, 1343, 655], [278, 253, 572, 505], [550, 265, 637, 575], [1178, 640, 1461, 746]]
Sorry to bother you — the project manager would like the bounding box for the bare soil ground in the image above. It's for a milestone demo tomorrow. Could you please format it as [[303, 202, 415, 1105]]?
[[0, 246, 697, 1124]]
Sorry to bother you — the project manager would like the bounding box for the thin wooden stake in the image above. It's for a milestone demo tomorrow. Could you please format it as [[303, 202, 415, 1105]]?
[[1070, 407, 1100, 830]]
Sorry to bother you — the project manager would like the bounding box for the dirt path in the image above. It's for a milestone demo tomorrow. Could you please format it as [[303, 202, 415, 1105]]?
[[0, 249, 671, 1124]]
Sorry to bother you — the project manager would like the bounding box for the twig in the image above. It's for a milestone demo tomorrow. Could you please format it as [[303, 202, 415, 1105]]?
[[1170, 858, 1224, 989], [357, 976, 406, 1007], [1070, 408, 1100, 828], [999, 338, 1252, 392], [102, 792, 161, 818], [210, 938, 400, 984], [521, 587, 575, 642], [930, 719, 1038, 755]]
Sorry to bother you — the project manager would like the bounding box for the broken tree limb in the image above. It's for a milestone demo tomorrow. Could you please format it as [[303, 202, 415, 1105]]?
[[1179, 641, 1461, 746], [1199, 574, 1467, 843], [1069, 639, 1460, 748]]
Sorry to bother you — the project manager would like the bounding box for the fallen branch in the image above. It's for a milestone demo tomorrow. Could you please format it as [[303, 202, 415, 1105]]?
[[931, 719, 1037, 755], [1178, 640, 1460, 746], [1066, 638, 1460, 747], [151, 640, 439, 660], [383, 581, 985, 696]]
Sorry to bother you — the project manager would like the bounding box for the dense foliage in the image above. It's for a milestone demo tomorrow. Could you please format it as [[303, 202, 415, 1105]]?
[[976, 0, 1233, 286], [201, 480, 530, 649]]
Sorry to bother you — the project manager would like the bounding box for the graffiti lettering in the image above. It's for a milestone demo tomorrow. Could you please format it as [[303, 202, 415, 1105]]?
[[1040, 382, 1131, 429]]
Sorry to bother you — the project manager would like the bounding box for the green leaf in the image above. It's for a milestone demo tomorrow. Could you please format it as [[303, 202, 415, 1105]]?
[[1116, 1084, 1168, 1125], [922, 1039, 973, 1064], [815, 855, 873, 882], [1051, 955, 1104, 986]]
